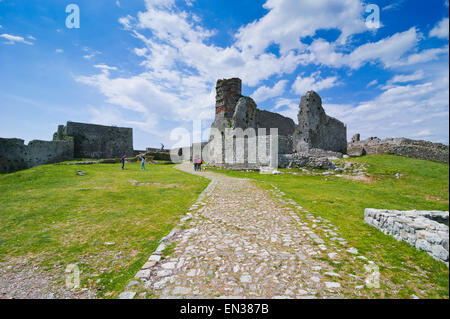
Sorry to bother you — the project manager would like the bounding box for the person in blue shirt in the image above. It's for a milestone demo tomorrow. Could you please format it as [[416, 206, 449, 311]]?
[[140, 154, 146, 170], [121, 155, 126, 170]]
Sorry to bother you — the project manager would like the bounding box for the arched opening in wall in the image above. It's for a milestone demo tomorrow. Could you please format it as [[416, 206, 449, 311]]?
[[178, 148, 183, 157]]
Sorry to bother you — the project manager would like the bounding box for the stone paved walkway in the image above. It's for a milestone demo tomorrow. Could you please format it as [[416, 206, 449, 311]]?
[[124, 163, 370, 299]]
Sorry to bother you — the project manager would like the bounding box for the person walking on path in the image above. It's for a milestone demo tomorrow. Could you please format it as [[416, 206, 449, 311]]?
[[193, 157, 199, 171], [140, 154, 146, 171], [121, 155, 126, 170]]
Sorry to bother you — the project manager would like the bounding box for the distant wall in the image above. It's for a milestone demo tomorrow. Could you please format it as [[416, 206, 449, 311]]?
[[0, 138, 74, 173], [65, 122, 133, 159], [348, 137, 449, 163]]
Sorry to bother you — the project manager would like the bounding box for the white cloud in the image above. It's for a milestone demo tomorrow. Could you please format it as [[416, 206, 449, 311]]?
[[55, 49, 64, 53], [119, 15, 136, 30], [304, 27, 448, 69], [382, 1, 404, 11], [429, 17, 449, 39], [83, 48, 101, 60], [0, 33, 34, 45], [76, 0, 449, 146], [323, 65, 449, 143], [292, 72, 339, 95], [251, 80, 287, 103], [93, 64, 118, 71], [366, 79, 378, 88], [343, 27, 419, 68], [388, 70, 424, 84], [236, 0, 366, 55], [116, 0, 120, 7]]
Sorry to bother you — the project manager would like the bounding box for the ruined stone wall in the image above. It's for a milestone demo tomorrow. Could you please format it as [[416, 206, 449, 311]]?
[[210, 78, 243, 135], [0, 137, 74, 173], [293, 91, 347, 154], [365, 209, 449, 265], [348, 137, 449, 163], [210, 79, 295, 139], [257, 110, 296, 137], [206, 78, 297, 168], [64, 121, 133, 159]]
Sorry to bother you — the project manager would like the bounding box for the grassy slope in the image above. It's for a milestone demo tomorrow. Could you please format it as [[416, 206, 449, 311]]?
[[0, 162, 209, 298], [214, 155, 449, 298]]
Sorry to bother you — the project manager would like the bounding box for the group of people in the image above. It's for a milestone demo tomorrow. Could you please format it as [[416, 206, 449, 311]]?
[[193, 158, 203, 171], [121, 154, 146, 171]]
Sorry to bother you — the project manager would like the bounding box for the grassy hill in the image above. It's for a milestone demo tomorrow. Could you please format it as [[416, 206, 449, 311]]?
[[0, 162, 209, 298]]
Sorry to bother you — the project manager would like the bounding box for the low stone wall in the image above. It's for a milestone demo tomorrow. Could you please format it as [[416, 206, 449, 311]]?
[[348, 137, 449, 163], [279, 153, 335, 169], [0, 137, 74, 173], [364, 208, 449, 265]]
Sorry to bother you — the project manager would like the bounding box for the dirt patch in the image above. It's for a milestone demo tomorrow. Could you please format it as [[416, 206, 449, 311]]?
[[0, 258, 95, 299], [342, 174, 374, 183], [425, 195, 448, 203], [128, 179, 182, 188]]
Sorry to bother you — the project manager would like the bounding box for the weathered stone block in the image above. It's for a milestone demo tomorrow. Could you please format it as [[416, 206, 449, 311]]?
[[364, 208, 449, 265]]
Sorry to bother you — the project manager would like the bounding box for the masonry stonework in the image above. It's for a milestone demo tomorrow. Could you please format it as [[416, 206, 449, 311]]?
[[365, 208, 449, 265], [348, 136, 449, 163], [62, 121, 134, 159], [0, 137, 74, 173], [293, 91, 347, 154], [205, 78, 297, 168], [1, 121, 135, 174]]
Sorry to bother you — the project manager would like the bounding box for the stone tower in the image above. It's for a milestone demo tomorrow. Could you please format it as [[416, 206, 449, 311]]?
[[210, 78, 242, 134], [293, 90, 347, 153]]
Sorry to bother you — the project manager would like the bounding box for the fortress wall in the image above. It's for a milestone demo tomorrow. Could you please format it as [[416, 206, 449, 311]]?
[[65, 121, 133, 159], [0, 137, 74, 173], [348, 137, 449, 163]]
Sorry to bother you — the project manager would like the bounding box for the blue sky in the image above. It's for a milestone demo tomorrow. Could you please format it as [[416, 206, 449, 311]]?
[[0, 0, 448, 149]]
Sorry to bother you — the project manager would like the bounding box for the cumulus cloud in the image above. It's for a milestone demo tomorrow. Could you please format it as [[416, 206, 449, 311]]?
[[0, 33, 34, 45], [93, 64, 118, 71], [75, 0, 449, 146], [236, 0, 366, 55], [292, 72, 339, 95], [251, 80, 288, 103], [429, 17, 449, 39], [324, 66, 449, 143], [388, 70, 424, 84]]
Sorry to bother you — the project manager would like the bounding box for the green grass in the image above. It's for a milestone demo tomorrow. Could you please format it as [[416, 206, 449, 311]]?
[[0, 162, 209, 298], [213, 155, 449, 298]]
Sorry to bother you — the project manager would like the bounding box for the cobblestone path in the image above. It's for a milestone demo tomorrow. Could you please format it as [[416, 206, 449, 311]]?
[[123, 163, 371, 299]]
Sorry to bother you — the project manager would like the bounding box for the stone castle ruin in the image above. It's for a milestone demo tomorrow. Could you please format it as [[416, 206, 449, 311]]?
[[186, 77, 347, 169], [293, 91, 347, 154], [348, 135, 449, 163], [0, 121, 134, 173], [55, 121, 133, 159], [178, 76, 447, 169]]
